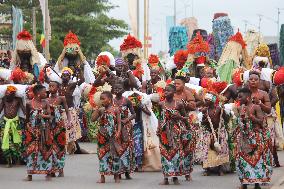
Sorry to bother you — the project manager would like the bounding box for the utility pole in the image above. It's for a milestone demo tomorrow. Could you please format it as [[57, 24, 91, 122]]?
[[44, 0, 49, 61], [257, 14, 263, 34], [243, 20, 248, 33], [32, 7, 36, 45]]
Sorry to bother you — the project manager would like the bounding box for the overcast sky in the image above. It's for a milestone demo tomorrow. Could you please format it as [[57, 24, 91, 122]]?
[[108, 0, 284, 54]]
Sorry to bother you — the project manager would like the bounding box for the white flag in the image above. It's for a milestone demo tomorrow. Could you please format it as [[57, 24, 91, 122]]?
[[39, 0, 51, 40]]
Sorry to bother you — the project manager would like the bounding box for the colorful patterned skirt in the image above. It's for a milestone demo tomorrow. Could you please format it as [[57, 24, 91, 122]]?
[[236, 127, 273, 184], [25, 122, 53, 175], [51, 115, 66, 173]]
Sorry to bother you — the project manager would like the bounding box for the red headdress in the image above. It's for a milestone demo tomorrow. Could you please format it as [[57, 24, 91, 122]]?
[[63, 31, 81, 47], [10, 68, 27, 83], [272, 67, 284, 85], [17, 30, 32, 40], [120, 34, 142, 51], [213, 13, 228, 20], [148, 54, 160, 69], [96, 55, 111, 67], [201, 78, 227, 94], [174, 50, 189, 70], [232, 68, 244, 87], [187, 31, 209, 55], [228, 30, 246, 49]]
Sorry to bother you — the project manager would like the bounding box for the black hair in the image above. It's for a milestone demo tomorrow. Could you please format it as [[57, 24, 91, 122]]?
[[49, 81, 60, 87], [125, 53, 138, 64], [166, 84, 176, 92], [33, 84, 46, 95], [101, 91, 113, 99], [249, 70, 260, 78], [175, 75, 186, 83], [238, 87, 252, 96]]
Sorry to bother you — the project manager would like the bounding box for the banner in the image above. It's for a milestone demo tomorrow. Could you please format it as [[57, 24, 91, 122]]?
[[128, 0, 138, 38], [39, 0, 51, 40], [12, 6, 23, 49]]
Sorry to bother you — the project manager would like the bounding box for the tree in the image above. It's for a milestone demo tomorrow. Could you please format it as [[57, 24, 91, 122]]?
[[0, 0, 128, 59], [280, 24, 284, 66]]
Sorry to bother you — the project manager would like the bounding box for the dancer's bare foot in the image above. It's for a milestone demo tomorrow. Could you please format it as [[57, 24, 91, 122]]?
[[185, 175, 192, 181], [202, 171, 210, 176], [46, 174, 52, 181], [58, 170, 64, 177], [23, 175, 32, 181], [97, 175, 105, 183], [218, 171, 224, 176], [137, 167, 143, 172], [254, 183, 261, 189], [159, 178, 169, 185], [125, 172, 132, 180], [114, 174, 120, 183], [6, 164, 12, 168], [173, 177, 180, 185]]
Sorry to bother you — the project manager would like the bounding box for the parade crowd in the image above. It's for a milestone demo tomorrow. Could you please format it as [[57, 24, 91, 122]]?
[[1, 15, 284, 189]]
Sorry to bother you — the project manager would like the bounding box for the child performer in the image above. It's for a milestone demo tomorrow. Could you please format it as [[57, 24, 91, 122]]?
[[113, 80, 136, 179], [157, 84, 187, 185], [48, 81, 71, 177], [0, 86, 25, 167], [235, 88, 272, 189], [92, 91, 121, 183], [200, 93, 229, 176], [24, 84, 53, 181]]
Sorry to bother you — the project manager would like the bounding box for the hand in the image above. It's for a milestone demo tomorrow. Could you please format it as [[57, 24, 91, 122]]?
[[98, 107, 105, 114], [200, 107, 208, 114], [121, 119, 129, 124], [252, 96, 260, 105], [172, 112, 181, 119]]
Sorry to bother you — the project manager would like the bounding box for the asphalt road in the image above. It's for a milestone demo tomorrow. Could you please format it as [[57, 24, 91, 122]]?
[[0, 143, 283, 189]]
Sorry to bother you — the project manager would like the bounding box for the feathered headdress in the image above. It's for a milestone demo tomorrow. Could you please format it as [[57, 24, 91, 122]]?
[[232, 68, 244, 87], [187, 31, 209, 55], [17, 30, 32, 40], [228, 30, 246, 49], [10, 68, 27, 83], [96, 55, 110, 67], [148, 54, 161, 70], [64, 31, 81, 47], [57, 31, 86, 70], [201, 78, 227, 94], [120, 34, 142, 51], [10, 30, 39, 69], [120, 34, 142, 57], [174, 50, 189, 70]]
